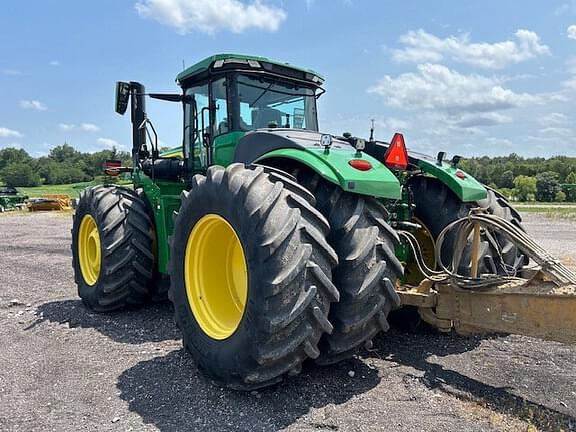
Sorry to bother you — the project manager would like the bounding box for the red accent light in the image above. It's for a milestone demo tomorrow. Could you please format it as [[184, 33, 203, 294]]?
[[455, 170, 466, 180], [104, 159, 122, 177], [105, 159, 122, 168], [383, 133, 409, 170], [348, 159, 373, 171]]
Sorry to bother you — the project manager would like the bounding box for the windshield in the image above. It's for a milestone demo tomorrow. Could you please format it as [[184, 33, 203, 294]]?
[[235, 74, 319, 131]]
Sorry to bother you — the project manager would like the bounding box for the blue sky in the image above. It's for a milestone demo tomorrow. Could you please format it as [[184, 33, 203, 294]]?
[[1, 0, 576, 158]]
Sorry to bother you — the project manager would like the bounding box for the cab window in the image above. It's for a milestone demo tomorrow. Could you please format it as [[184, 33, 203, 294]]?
[[184, 83, 209, 171], [235, 74, 318, 131]]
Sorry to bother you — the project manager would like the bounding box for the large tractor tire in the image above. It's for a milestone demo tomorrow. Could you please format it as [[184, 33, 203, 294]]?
[[72, 185, 155, 312], [409, 176, 527, 276], [293, 171, 403, 365], [169, 164, 339, 390]]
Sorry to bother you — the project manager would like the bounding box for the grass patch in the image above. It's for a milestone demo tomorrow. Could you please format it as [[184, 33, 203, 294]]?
[[518, 206, 576, 220], [515, 201, 576, 206], [18, 181, 132, 199]]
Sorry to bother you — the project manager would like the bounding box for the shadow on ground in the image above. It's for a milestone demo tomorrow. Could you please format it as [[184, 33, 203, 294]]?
[[371, 328, 576, 431], [29, 299, 576, 431], [117, 350, 379, 432], [27, 299, 180, 343]]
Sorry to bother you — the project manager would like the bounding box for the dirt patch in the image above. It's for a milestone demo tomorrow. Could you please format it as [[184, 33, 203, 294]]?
[[1, 213, 575, 431]]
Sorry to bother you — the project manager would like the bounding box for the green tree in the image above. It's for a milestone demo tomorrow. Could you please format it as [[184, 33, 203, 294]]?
[[0, 147, 32, 171], [49, 143, 80, 163], [498, 170, 515, 189], [535, 171, 561, 202], [0, 162, 41, 187], [564, 186, 576, 202], [566, 172, 576, 185], [498, 188, 513, 199], [513, 175, 537, 201]]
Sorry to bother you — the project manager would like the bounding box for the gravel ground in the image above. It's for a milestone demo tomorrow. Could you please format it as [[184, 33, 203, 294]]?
[[0, 212, 575, 432]]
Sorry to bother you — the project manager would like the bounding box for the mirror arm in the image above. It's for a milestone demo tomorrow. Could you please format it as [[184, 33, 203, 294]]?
[[148, 93, 184, 102]]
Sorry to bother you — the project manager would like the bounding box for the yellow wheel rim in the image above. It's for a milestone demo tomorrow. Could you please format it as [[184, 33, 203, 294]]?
[[184, 214, 248, 340], [404, 218, 437, 286], [78, 214, 101, 286]]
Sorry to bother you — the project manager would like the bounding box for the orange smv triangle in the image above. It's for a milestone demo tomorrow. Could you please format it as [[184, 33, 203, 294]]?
[[383, 133, 408, 170]]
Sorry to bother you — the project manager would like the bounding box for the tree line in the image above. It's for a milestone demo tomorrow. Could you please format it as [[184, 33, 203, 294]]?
[[0, 144, 131, 188], [1, 145, 575, 202], [459, 154, 576, 202]]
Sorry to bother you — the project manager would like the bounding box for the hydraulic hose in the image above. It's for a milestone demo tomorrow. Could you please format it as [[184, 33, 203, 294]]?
[[399, 210, 576, 290]]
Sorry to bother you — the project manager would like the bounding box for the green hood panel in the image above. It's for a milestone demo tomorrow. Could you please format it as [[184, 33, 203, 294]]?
[[417, 159, 487, 202], [256, 148, 401, 199]]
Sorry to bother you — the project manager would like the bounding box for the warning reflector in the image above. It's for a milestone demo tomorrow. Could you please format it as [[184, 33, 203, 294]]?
[[383, 133, 409, 170]]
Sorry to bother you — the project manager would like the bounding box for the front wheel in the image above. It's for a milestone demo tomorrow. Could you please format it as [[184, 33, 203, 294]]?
[[169, 164, 339, 390], [71, 186, 155, 312]]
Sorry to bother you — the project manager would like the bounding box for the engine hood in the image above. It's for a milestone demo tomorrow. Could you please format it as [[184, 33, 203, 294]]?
[[234, 128, 356, 163]]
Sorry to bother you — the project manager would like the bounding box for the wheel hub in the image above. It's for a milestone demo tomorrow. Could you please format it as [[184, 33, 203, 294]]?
[[78, 214, 101, 286], [184, 214, 248, 340]]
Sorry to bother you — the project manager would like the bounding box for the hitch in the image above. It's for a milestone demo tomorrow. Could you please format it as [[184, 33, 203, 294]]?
[[397, 213, 576, 344], [399, 275, 576, 344]]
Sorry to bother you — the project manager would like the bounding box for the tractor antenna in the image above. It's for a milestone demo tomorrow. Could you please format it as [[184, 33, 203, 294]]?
[[369, 119, 375, 142], [182, 59, 185, 70]]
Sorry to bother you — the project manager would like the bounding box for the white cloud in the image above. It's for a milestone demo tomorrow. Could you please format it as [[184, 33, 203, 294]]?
[[0, 127, 23, 138], [375, 117, 411, 132], [20, 100, 47, 111], [135, 0, 286, 34], [58, 123, 75, 131], [368, 63, 536, 114], [452, 112, 512, 128], [2, 69, 21, 76], [0, 142, 22, 150], [49, 60, 60, 66], [538, 113, 568, 126], [80, 123, 100, 132], [563, 77, 576, 90], [554, 2, 576, 16], [97, 138, 122, 149], [539, 127, 574, 137], [569, 25, 576, 40], [392, 29, 550, 69], [485, 137, 513, 148], [59, 123, 101, 132], [567, 57, 576, 74]]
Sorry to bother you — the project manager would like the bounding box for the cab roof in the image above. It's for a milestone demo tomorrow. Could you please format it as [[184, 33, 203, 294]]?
[[176, 53, 324, 86]]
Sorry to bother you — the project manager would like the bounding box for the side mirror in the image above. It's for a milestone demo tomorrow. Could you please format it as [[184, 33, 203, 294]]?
[[115, 81, 131, 115]]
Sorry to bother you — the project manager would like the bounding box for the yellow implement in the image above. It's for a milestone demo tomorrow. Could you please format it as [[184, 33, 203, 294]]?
[[28, 194, 72, 211], [398, 275, 576, 344], [398, 213, 576, 344]]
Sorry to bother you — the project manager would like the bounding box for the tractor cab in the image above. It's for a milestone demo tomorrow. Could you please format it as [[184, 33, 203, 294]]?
[[175, 54, 324, 173]]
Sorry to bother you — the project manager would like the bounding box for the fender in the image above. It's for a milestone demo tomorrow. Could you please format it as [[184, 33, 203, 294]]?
[[253, 147, 401, 199], [233, 129, 400, 199], [416, 159, 487, 202]]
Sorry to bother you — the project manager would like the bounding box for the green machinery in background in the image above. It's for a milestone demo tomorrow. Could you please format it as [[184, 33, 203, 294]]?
[[0, 187, 28, 212]]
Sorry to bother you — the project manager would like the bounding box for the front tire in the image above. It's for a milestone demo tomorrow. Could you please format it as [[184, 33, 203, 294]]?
[[169, 164, 339, 390], [71, 186, 155, 312]]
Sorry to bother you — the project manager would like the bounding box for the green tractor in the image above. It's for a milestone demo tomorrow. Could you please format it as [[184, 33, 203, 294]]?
[[71, 54, 526, 389], [0, 186, 28, 213]]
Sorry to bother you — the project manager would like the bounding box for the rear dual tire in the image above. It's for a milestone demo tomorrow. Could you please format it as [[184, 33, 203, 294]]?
[[294, 171, 403, 364]]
